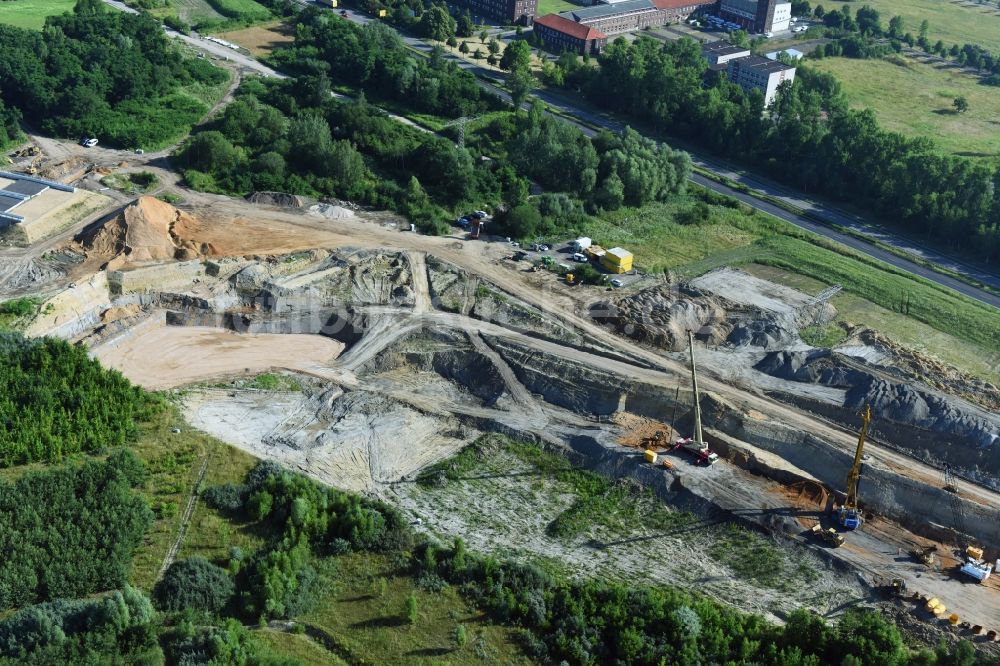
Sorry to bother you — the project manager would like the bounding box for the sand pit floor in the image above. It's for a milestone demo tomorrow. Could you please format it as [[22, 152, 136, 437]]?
[[93, 326, 344, 389]]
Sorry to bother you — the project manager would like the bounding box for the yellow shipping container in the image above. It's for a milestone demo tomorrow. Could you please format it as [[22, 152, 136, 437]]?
[[601, 247, 633, 274]]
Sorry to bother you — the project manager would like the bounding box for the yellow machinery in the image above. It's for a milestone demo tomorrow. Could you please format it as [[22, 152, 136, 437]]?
[[565, 273, 574, 284], [838, 404, 872, 530], [600, 247, 633, 274], [810, 524, 845, 548]]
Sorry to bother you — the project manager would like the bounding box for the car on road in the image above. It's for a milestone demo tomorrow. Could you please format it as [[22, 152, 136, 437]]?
[[571, 253, 587, 262], [610, 278, 624, 287], [80, 137, 98, 147]]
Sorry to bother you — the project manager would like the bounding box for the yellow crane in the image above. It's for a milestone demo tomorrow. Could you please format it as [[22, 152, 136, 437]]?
[[838, 404, 872, 530]]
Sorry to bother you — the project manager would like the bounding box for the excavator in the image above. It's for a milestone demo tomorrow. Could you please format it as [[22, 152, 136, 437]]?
[[838, 404, 872, 530]]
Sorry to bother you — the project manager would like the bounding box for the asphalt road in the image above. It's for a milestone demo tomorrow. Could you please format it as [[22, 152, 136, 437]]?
[[98, 0, 1000, 309]]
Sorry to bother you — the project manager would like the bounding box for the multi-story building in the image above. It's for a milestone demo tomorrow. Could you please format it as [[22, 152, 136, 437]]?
[[533, 14, 608, 54], [533, 0, 712, 51], [456, 0, 538, 26], [726, 53, 795, 105], [701, 40, 751, 67], [719, 0, 791, 33]]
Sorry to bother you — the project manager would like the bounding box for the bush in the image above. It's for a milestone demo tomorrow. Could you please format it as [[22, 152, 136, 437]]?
[[0, 587, 161, 664], [154, 557, 235, 613], [202, 483, 250, 512]]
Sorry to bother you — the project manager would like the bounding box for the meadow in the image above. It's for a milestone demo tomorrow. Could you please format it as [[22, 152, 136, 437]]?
[[0, 0, 76, 30], [807, 56, 1000, 161]]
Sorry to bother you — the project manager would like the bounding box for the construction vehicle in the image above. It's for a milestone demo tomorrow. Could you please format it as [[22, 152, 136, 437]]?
[[565, 273, 575, 285], [959, 545, 993, 582], [911, 544, 938, 568], [673, 331, 720, 465], [810, 524, 845, 547], [837, 404, 871, 530]]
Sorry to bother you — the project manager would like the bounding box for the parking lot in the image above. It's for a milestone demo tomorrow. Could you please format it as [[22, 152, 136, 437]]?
[[491, 237, 649, 289]]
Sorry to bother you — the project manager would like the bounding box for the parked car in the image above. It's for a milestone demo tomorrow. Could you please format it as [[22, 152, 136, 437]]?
[[571, 253, 587, 262], [539, 244, 550, 251], [80, 137, 98, 147], [610, 278, 624, 287], [457, 217, 470, 227], [474, 210, 489, 219]]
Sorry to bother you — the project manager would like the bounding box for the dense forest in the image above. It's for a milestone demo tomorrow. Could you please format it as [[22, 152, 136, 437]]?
[[0, 451, 152, 609], [0, 332, 158, 465], [0, 0, 227, 148], [546, 36, 1000, 260]]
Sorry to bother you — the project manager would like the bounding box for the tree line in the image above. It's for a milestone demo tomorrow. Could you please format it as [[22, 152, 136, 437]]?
[[0, 332, 160, 466], [0, 98, 20, 150], [805, 4, 1000, 76], [547, 36, 1000, 260], [0, 0, 228, 148]]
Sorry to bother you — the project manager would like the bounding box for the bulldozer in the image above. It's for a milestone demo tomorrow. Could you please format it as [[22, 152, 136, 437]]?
[[810, 524, 845, 547]]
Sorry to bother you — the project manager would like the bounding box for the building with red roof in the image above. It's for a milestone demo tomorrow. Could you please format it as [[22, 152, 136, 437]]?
[[533, 0, 713, 55], [533, 13, 608, 55]]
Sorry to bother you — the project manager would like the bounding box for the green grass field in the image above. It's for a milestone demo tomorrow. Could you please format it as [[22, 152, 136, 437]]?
[[862, 0, 1000, 54], [128, 402, 265, 592], [536, 0, 579, 15], [303, 553, 530, 665], [806, 56, 1000, 160], [253, 630, 349, 666], [0, 0, 76, 30]]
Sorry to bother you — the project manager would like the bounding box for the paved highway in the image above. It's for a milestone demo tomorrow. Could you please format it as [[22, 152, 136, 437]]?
[[99, 0, 1000, 309]]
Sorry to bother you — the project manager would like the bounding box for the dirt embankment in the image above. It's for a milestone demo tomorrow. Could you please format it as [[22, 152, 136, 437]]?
[[590, 269, 834, 352], [755, 350, 1000, 487]]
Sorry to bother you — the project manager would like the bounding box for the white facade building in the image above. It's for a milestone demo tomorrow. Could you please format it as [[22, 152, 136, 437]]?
[[726, 54, 796, 106]]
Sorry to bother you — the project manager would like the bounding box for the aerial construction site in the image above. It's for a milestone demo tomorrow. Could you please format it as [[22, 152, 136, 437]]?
[[3, 149, 1000, 651]]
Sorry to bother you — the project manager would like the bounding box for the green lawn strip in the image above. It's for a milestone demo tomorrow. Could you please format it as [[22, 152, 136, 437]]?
[[536, 0, 579, 15]]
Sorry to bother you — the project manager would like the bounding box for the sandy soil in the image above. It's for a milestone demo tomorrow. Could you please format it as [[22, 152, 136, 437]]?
[[92, 325, 344, 389]]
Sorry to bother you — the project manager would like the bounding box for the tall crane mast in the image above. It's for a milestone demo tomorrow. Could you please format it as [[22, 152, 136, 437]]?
[[839, 404, 872, 530], [688, 330, 704, 450]]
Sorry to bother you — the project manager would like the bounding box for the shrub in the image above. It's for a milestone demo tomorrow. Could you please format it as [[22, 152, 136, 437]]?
[[154, 557, 235, 613], [202, 483, 250, 513]]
